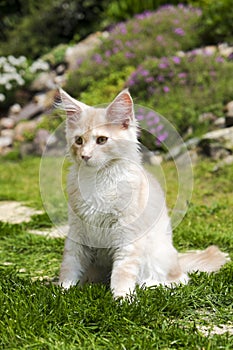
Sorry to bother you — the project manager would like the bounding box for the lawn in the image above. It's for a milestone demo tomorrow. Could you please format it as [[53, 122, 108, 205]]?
[[0, 156, 232, 349]]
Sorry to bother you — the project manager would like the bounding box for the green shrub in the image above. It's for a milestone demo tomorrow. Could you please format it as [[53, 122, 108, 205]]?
[[190, 0, 233, 44], [104, 0, 190, 23], [0, 0, 108, 59], [41, 44, 68, 67], [127, 53, 233, 135]]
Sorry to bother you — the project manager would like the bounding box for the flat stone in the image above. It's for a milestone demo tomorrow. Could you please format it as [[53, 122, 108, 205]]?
[[30, 71, 57, 91], [0, 201, 43, 224], [0, 135, 13, 149], [65, 32, 105, 70], [14, 120, 38, 142], [201, 126, 233, 151], [224, 101, 233, 117], [0, 117, 16, 129], [29, 225, 68, 238], [15, 102, 44, 122], [1, 129, 14, 139], [9, 103, 22, 115]]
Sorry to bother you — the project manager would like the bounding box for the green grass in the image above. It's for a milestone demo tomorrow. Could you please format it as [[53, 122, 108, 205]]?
[[0, 156, 232, 349]]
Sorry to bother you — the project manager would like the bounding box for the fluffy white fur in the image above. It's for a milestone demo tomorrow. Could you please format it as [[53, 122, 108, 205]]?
[[58, 89, 229, 299]]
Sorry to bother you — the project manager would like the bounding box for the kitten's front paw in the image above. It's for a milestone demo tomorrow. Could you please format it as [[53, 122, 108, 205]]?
[[112, 288, 135, 302], [58, 280, 75, 289]]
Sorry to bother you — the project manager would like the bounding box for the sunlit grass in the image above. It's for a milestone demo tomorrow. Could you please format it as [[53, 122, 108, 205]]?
[[0, 156, 232, 349]]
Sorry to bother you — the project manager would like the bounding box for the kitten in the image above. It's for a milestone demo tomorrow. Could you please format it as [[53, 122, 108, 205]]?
[[57, 88, 229, 299]]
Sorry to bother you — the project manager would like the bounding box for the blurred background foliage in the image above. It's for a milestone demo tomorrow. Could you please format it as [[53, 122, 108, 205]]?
[[0, 0, 232, 59]]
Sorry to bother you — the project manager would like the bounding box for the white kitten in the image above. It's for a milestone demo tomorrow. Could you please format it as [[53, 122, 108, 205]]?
[[57, 89, 229, 299]]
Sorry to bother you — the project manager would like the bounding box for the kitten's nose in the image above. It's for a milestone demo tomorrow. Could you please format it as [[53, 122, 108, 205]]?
[[82, 155, 91, 162]]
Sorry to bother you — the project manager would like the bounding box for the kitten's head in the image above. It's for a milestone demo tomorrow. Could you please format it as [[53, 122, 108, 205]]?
[[57, 89, 140, 167]]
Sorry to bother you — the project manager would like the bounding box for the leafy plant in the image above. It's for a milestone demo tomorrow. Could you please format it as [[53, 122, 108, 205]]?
[[65, 4, 202, 98], [127, 52, 233, 136], [190, 0, 233, 44]]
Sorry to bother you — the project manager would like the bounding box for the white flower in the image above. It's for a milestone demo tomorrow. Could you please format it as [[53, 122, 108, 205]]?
[[29, 59, 49, 73], [6, 82, 12, 90], [0, 93, 6, 102]]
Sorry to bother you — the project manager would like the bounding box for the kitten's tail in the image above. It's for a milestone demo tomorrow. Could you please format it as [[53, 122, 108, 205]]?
[[178, 245, 230, 273]]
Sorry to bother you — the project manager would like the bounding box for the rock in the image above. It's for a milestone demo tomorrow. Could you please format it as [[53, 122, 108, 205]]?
[[0, 135, 13, 149], [9, 103, 22, 115], [30, 71, 57, 91], [33, 129, 51, 155], [1, 129, 14, 139], [203, 46, 217, 56], [55, 63, 67, 75], [29, 225, 68, 238], [0, 201, 43, 224], [14, 101, 45, 122], [224, 101, 233, 117], [14, 120, 38, 142], [213, 117, 225, 128], [33, 90, 56, 109], [198, 112, 216, 123], [165, 137, 200, 160], [213, 155, 233, 171], [143, 150, 163, 165], [199, 126, 233, 159], [19, 142, 36, 157], [0, 117, 16, 129], [199, 140, 230, 160], [218, 43, 233, 57], [65, 32, 106, 70], [201, 127, 233, 150]]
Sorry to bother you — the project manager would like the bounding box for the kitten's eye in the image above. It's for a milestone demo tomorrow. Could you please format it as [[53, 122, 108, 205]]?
[[96, 136, 108, 145], [75, 136, 83, 145]]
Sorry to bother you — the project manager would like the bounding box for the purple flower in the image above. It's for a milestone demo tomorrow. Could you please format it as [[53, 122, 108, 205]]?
[[156, 124, 164, 132], [146, 111, 156, 119], [115, 39, 122, 47], [135, 11, 152, 20], [147, 120, 155, 126], [136, 114, 144, 121], [153, 116, 160, 124], [157, 75, 165, 82], [125, 52, 135, 59], [172, 56, 181, 64], [159, 62, 168, 69], [178, 72, 187, 79], [76, 57, 83, 66], [126, 41, 133, 48], [163, 86, 170, 93], [128, 78, 135, 87], [150, 128, 156, 134], [148, 86, 155, 95], [105, 50, 112, 57], [174, 28, 185, 36], [157, 131, 169, 144], [216, 56, 224, 63], [145, 76, 154, 83], [140, 69, 149, 77], [156, 35, 163, 42], [120, 27, 127, 35], [113, 47, 119, 54], [93, 54, 103, 64]]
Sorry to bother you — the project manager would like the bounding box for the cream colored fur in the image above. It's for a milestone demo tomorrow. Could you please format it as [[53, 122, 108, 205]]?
[[58, 89, 229, 299]]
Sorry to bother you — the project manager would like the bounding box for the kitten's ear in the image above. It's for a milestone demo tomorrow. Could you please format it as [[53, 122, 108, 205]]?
[[55, 88, 89, 126], [106, 89, 134, 129]]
